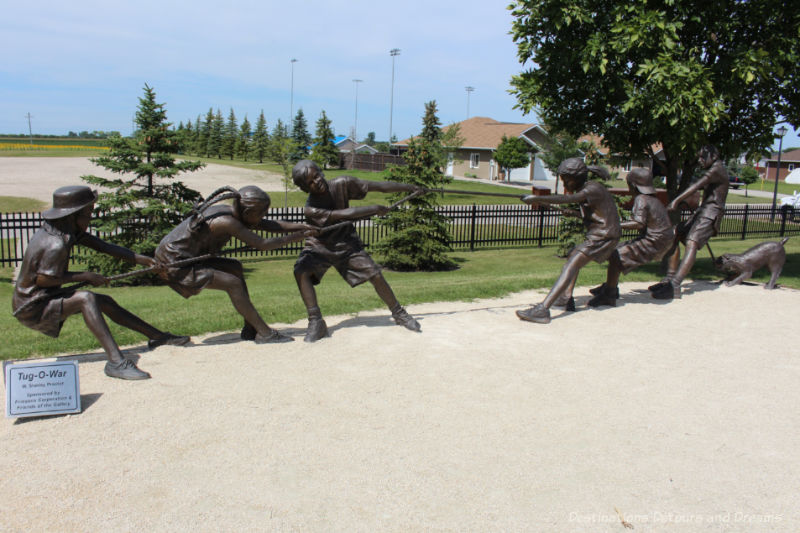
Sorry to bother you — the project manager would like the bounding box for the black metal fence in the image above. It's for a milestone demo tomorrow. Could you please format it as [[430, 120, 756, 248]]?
[[2, 204, 799, 266]]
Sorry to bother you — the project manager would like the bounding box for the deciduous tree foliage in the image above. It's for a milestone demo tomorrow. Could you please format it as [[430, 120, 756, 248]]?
[[494, 135, 531, 178], [510, 0, 800, 197], [81, 84, 203, 278], [376, 101, 456, 271]]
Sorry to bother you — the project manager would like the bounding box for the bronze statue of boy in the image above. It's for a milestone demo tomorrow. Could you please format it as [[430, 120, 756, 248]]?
[[588, 168, 674, 307], [12, 185, 188, 380], [650, 145, 729, 299], [517, 158, 621, 323], [155, 186, 315, 343], [291, 160, 422, 342]]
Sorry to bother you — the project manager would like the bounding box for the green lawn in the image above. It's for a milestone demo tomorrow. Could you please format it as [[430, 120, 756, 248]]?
[[3, 237, 799, 361], [0, 196, 47, 212]]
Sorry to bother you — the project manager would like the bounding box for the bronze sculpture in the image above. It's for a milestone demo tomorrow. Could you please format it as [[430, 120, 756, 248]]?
[[291, 160, 422, 342], [588, 168, 674, 307], [12, 186, 189, 380], [517, 158, 621, 323], [715, 237, 789, 289], [651, 145, 729, 299], [155, 186, 315, 343]]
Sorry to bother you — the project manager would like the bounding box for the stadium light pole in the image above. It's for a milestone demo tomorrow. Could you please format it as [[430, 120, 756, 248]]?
[[465, 86, 475, 119], [389, 48, 400, 150], [771, 125, 789, 222], [290, 59, 298, 126], [353, 79, 363, 142]]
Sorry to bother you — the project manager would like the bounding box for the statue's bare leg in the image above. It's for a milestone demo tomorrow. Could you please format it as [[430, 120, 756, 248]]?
[[61, 291, 151, 379], [517, 251, 591, 323], [207, 270, 292, 343], [370, 273, 420, 332], [294, 270, 328, 342]]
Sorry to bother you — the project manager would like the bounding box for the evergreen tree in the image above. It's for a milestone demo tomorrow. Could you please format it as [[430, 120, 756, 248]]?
[[200, 109, 214, 157], [221, 108, 238, 160], [81, 84, 203, 278], [291, 108, 312, 162], [312, 110, 339, 169], [363, 131, 376, 146], [375, 101, 456, 271], [180, 120, 194, 154], [252, 110, 270, 163], [207, 109, 224, 159], [236, 115, 252, 161], [194, 115, 205, 156]]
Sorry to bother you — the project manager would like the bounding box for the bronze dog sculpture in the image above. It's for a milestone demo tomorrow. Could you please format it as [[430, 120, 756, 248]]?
[[715, 238, 789, 289]]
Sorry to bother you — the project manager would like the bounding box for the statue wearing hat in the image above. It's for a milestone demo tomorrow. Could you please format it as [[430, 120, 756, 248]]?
[[12, 185, 189, 380], [517, 158, 621, 323], [154, 185, 317, 343], [587, 168, 675, 307]]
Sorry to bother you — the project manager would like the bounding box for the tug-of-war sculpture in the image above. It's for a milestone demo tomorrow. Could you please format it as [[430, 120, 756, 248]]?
[[12, 150, 790, 380]]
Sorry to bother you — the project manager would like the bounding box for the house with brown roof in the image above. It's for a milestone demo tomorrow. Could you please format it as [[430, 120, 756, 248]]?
[[397, 117, 553, 182], [760, 148, 800, 181]]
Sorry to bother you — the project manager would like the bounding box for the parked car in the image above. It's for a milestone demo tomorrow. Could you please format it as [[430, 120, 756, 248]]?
[[780, 190, 800, 221], [729, 175, 744, 189]]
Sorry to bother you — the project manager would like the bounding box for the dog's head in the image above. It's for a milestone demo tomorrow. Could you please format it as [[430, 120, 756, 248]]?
[[715, 254, 737, 272]]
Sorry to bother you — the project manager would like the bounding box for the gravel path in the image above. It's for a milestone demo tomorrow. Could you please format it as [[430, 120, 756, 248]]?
[[0, 157, 286, 204], [2, 281, 799, 532]]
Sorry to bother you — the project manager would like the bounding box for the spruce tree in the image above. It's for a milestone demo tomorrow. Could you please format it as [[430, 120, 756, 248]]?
[[200, 108, 214, 157], [207, 109, 224, 158], [291, 108, 312, 162], [375, 101, 456, 271], [221, 108, 238, 160], [252, 110, 270, 163], [81, 84, 204, 279], [312, 110, 339, 169], [236, 115, 251, 161]]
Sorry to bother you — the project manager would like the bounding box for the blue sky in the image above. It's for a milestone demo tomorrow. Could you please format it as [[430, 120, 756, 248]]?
[[0, 1, 532, 143], [1, 0, 796, 151]]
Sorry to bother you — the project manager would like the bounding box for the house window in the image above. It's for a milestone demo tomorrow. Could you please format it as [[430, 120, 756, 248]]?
[[470, 153, 480, 168], [789, 164, 796, 171], [623, 160, 633, 172]]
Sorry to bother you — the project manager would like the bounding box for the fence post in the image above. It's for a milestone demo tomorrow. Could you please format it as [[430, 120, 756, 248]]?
[[740, 204, 748, 240], [537, 206, 545, 247], [469, 204, 477, 252], [780, 207, 787, 237]]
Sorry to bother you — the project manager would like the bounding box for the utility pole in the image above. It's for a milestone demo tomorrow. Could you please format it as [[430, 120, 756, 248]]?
[[25, 113, 33, 145], [465, 86, 475, 119]]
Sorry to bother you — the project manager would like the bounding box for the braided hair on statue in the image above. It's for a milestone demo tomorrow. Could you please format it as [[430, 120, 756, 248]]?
[[189, 186, 241, 230]]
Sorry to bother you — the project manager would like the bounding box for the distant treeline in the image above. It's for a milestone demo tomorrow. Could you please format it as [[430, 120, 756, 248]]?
[[0, 136, 111, 147]]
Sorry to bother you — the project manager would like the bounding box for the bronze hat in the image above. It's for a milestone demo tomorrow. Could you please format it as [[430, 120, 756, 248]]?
[[42, 185, 98, 220], [626, 168, 656, 194]]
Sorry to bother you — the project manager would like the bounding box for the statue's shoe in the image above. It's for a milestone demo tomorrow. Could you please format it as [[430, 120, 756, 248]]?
[[254, 330, 294, 343], [104, 359, 150, 380], [304, 318, 329, 342], [392, 307, 421, 332], [516, 304, 551, 324], [148, 333, 190, 350]]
